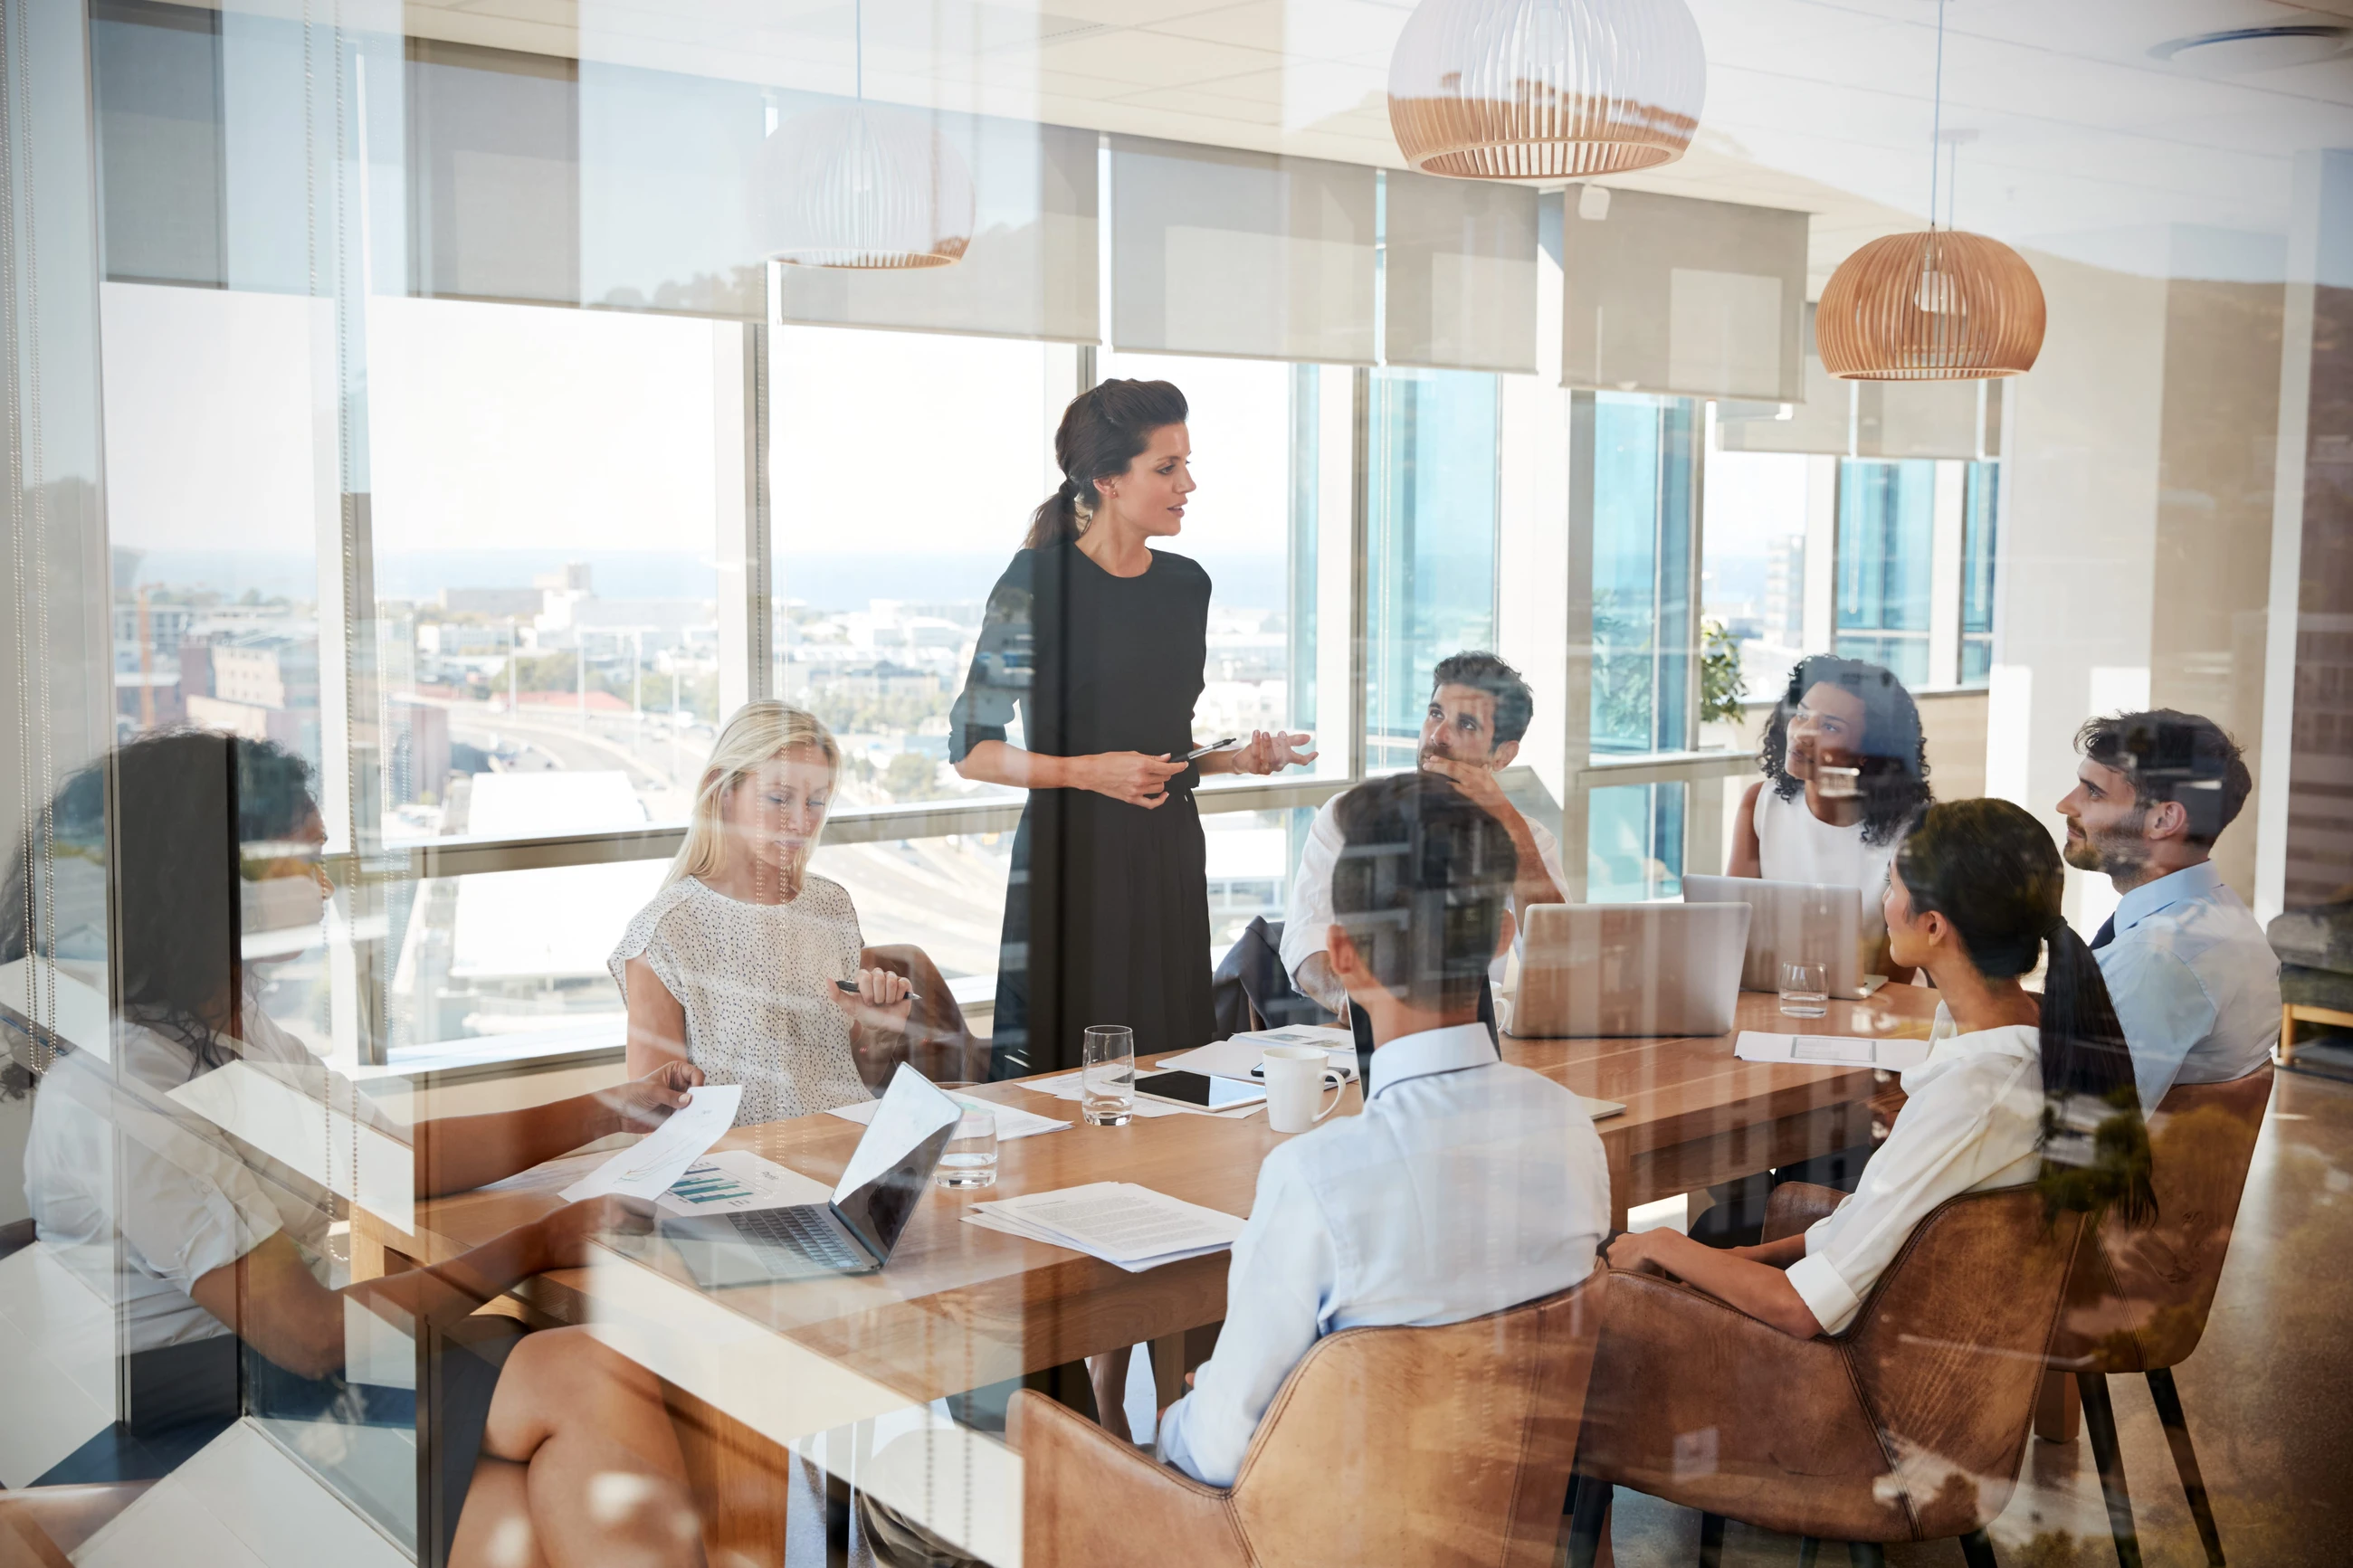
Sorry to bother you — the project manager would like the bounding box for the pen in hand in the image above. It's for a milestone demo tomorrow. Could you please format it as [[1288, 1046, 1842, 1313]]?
[[836, 978, 922, 1003]]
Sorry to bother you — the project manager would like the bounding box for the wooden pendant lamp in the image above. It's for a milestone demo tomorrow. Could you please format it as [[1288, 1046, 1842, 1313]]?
[[1816, 1, 2044, 380], [1387, 0, 1707, 180]]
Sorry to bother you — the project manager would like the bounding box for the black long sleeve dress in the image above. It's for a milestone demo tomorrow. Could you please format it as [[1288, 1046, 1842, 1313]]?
[[948, 541, 1218, 1079]]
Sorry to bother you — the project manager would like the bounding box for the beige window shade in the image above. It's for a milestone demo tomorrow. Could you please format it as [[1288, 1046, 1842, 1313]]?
[[408, 41, 579, 308], [579, 63, 767, 321], [775, 115, 1099, 344], [1718, 303, 1851, 454], [1561, 186, 1807, 401], [1383, 171, 1538, 374], [1110, 136, 1376, 366]]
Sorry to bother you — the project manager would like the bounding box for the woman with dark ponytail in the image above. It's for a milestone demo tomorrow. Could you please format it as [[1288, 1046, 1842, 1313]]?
[[949, 380, 1314, 1083], [1605, 797, 2153, 1338]]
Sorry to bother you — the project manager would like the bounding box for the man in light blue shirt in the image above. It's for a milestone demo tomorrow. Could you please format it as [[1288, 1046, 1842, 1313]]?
[[1156, 772, 1609, 1487], [2056, 708, 2279, 1110]]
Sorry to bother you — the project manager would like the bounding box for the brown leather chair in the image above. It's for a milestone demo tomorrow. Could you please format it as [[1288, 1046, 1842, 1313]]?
[[856, 943, 986, 1087], [1568, 1188, 2084, 1568], [1008, 1274, 1605, 1568], [2047, 1066, 2273, 1568]]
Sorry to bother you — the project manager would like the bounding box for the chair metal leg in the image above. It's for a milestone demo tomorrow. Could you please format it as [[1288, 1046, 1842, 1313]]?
[[1698, 1511, 1726, 1568], [2146, 1368, 2226, 1566], [2077, 1371, 2144, 1568], [1846, 1544, 1885, 1567], [1959, 1526, 2001, 1568], [1796, 1538, 1821, 1568], [1566, 1474, 1611, 1568]]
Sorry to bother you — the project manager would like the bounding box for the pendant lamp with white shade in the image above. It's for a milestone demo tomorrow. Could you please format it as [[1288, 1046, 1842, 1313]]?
[[1387, 0, 1707, 180], [757, 0, 974, 270], [1815, 2, 2043, 379]]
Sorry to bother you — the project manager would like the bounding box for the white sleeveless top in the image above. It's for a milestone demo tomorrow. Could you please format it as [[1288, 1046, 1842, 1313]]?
[[1751, 784, 1899, 914], [609, 874, 875, 1126]]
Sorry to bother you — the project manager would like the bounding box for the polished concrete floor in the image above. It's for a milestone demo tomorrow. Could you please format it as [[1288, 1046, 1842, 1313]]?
[[1603, 1060, 2353, 1567]]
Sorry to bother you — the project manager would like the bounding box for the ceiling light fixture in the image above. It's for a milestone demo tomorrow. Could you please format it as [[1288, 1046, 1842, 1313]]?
[[757, 0, 974, 270], [2150, 23, 2353, 74], [1386, 0, 1708, 180], [1816, 0, 2043, 381]]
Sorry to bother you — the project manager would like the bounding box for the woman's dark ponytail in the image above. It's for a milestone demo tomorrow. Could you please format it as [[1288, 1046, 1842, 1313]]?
[[1023, 378, 1189, 550], [1894, 798, 2156, 1226]]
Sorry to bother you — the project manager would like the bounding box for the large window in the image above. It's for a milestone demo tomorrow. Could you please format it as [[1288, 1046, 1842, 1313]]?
[[1834, 459, 1934, 686], [1592, 394, 1698, 755], [1365, 367, 1500, 770], [1961, 460, 1999, 686]]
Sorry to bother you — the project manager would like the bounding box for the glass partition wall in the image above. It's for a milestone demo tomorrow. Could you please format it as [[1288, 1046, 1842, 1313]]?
[[52, 3, 2324, 1565]]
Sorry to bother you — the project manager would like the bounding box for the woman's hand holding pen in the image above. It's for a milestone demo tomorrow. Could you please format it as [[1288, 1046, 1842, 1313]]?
[[1072, 751, 1188, 807]]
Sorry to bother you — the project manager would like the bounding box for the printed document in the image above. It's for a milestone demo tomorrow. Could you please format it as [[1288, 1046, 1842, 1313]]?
[[559, 1082, 742, 1202], [1735, 1032, 1931, 1070], [964, 1182, 1245, 1270]]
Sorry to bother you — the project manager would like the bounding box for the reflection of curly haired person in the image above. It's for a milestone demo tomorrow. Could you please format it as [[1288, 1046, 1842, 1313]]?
[[1732, 652, 1933, 904]]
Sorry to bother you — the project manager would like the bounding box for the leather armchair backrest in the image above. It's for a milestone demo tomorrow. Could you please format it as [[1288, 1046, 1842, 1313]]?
[[2053, 1065, 2272, 1372], [1225, 1273, 1605, 1568], [1845, 1190, 2083, 1538]]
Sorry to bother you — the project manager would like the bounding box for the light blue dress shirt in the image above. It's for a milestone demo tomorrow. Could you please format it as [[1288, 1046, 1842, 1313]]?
[[2095, 860, 2280, 1111], [1154, 1022, 1609, 1487]]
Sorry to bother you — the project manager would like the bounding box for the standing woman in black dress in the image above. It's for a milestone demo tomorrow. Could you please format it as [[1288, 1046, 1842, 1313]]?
[[951, 379, 1314, 1082]]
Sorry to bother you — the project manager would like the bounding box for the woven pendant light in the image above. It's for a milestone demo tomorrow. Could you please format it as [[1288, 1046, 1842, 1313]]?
[[1387, 0, 1707, 180], [1816, 0, 2043, 379], [756, 0, 973, 270], [1815, 229, 2044, 379]]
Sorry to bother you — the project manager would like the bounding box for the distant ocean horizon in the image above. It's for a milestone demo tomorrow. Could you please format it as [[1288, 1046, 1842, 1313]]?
[[123, 547, 1291, 613]]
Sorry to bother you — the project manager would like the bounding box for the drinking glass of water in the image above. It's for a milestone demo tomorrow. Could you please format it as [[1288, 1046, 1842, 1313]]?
[[1780, 961, 1830, 1019], [1081, 1025, 1136, 1126], [936, 1107, 998, 1189]]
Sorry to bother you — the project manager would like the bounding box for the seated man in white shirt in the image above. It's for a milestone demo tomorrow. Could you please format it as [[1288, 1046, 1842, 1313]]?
[[1281, 651, 1567, 1020], [1155, 771, 1610, 1486], [2055, 708, 2280, 1110]]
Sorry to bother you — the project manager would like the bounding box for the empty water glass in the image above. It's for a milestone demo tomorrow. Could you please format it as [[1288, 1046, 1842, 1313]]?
[[936, 1107, 998, 1189], [1780, 961, 1830, 1019], [1081, 1024, 1136, 1126]]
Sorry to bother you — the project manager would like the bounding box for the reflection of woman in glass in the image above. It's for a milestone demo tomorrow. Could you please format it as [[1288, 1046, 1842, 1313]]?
[[14, 732, 709, 1568], [950, 380, 1313, 1079], [1731, 653, 1932, 912]]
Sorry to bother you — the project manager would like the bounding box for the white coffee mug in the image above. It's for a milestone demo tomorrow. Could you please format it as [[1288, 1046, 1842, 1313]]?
[[1261, 1046, 1345, 1134]]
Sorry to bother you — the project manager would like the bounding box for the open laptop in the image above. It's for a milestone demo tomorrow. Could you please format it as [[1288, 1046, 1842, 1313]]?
[[1509, 902, 1751, 1039], [655, 1064, 962, 1289], [1682, 873, 1884, 1000]]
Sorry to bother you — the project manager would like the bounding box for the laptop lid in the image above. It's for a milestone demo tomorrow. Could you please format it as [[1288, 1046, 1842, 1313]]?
[[828, 1064, 962, 1264], [1682, 874, 1868, 996], [1511, 902, 1751, 1038]]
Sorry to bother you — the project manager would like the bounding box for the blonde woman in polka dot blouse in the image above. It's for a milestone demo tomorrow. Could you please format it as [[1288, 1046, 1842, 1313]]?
[[610, 702, 913, 1126]]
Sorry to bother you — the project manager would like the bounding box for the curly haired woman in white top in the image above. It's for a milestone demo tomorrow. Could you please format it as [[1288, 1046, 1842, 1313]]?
[[611, 702, 919, 1126]]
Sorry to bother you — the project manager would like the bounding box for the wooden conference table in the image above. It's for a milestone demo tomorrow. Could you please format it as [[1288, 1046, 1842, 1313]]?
[[365, 984, 1938, 1413]]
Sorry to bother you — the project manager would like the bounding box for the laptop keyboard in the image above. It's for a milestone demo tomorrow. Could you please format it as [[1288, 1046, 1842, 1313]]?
[[733, 1205, 868, 1271]]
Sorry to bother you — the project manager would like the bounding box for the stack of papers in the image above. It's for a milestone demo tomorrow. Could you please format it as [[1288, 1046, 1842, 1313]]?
[[1017, 1071, 1262, 1119], [1157, 1026, 1359, 1083], [1735, 1031, 1931, 1070], [965, 1182, 1246, 1272], [826, 1091, 1070, 1140]]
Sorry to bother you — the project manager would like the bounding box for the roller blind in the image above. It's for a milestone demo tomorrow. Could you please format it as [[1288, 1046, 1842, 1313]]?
[[1717, 303, 1850, 454], [1561, 186, 1807, 401], [1383, 170, 1538, 375], [579, 62, 767, 320], [407, 40, 580, 308], [1110, 136, 1376, 366], [773, 115, 1099, 344]]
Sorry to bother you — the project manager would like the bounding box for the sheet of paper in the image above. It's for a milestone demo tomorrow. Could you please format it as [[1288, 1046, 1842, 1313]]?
[[1733, 1031, 1931, 1070], [1017, 1071, 1186, 1117], [654, 1147, 834, 1218], [825, 1092, 1070, 1141], [962, 1210, 1235, 1273], [1577, 1096, 1627, 1121], [560, 1082, 742, 1202], [973, 1182, 1245, 1267]]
